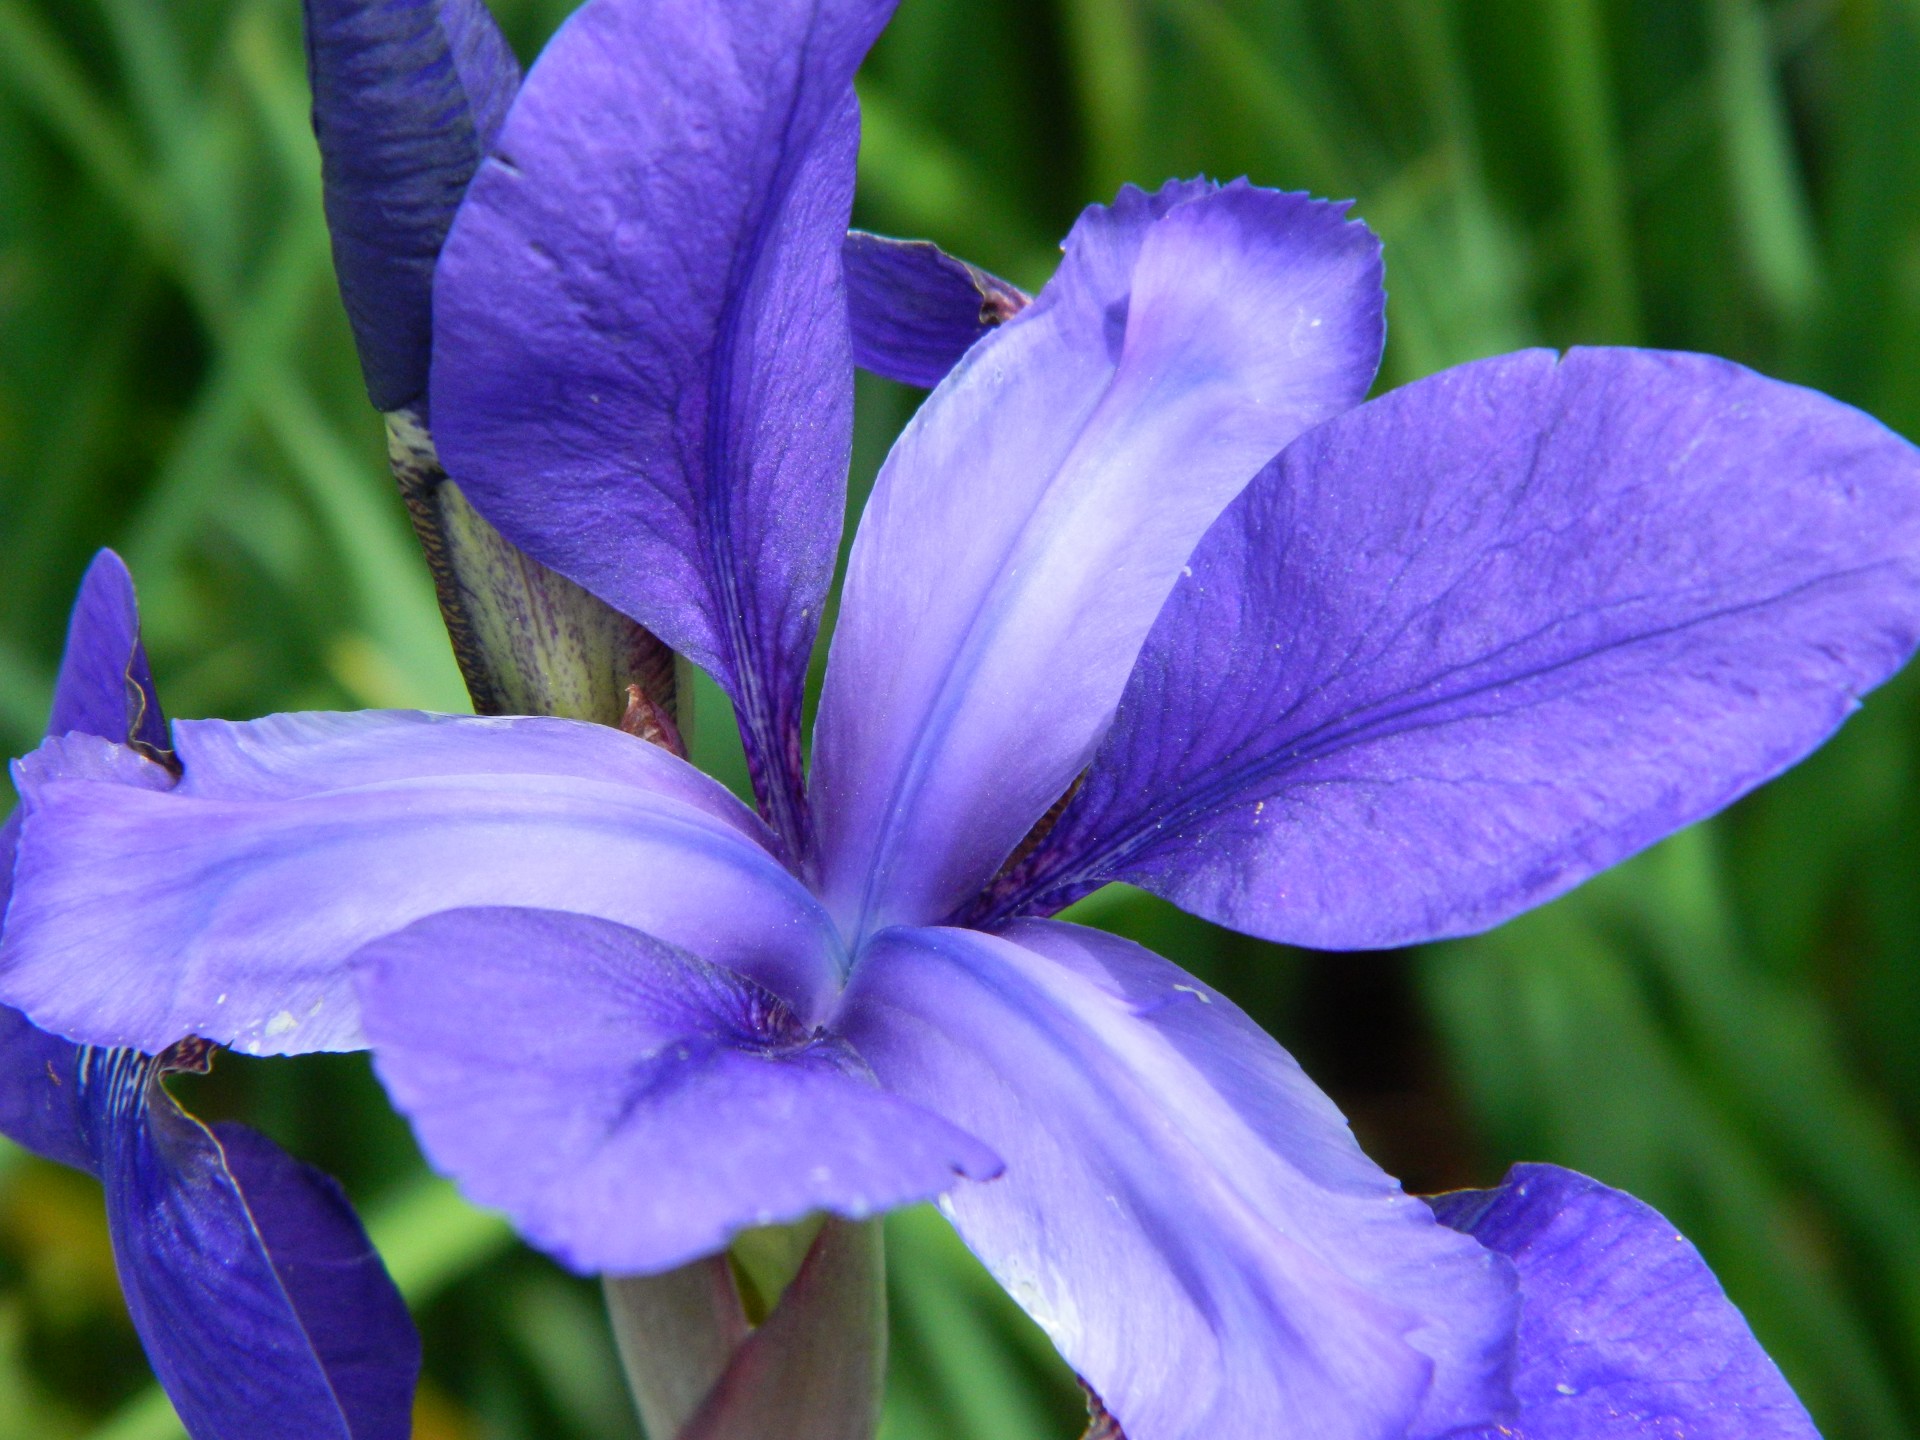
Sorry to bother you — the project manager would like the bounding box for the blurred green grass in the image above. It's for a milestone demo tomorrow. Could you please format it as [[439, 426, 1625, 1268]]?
[[4, 0, 1920, 1435]]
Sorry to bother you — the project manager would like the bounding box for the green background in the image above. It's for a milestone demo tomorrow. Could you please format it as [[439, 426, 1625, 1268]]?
[[3, 0, 1920, 1435]]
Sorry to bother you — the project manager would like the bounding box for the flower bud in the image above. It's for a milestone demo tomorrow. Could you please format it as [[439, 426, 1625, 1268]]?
[[303, 0, 521, 411]]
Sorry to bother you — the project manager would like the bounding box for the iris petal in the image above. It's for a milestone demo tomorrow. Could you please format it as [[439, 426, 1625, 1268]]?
[[1006, 347, 1920, 946], [101, 1050, 418, 1440], [1, 711, 838, 1054], [44, 550, 164, 751], [811, 180, 1385, 938], [0, 1002, 89, 1170], [0, 1029, 419, 1439], [1433, 1164, 1819, 1440], [843, 231, 1029, 388], [431, 0, 899, 846], [355, 906, 999, 1274], [4, 550, 161, 1170], [2, 551, 419, 1436], [838, 919, 1516, 1440]]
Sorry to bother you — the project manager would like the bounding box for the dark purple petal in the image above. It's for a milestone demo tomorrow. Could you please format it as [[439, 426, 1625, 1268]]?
[[1004, 348, 1920, 946], [1433, 1164, 1817, 1440], [210, 1122, 421, 1437], [1, 801, 15, 918], [92, 1049, 416, 1439], [304, 0, 521, 410], [811, 181, 1385, 939], [1, 711, 838, 1055], [45, 549, 165, 752], [843, 231, 1030, 388], [838, 920, 1515, 1440], [432, 0, 897, 850], [2, 1034, 419, 1434], [0, 1035, 419, 1436], [356, 907, 998, 1274], [0, 997, 91, 1171]]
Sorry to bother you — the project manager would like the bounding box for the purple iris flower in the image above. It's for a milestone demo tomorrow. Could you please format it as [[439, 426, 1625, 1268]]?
[[5, 0, 1920, 1434], [0, 553, 417, 1440]]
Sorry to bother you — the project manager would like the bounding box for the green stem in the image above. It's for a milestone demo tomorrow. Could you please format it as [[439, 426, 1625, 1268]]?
[[604, 1259, 753, 1439], [680, 1219, 887, 1440]]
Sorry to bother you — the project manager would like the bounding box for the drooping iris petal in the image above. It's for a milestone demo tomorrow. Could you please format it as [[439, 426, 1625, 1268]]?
[[355, 907, 998, 1274], [1003, 348, 1920, 946], [1432, 1164, 1818, 1440], [811, 181, 1386, 939], [87, 1049, 418, 1439], [842, 232, 1029, 388], [207, 1122, 421, 1436], [838, 919, 1515, 1440], [1, 711, 839, 1055], [2, 1034, 420, 1438], [0, 1034, 420, 1437], [304, 0, 521, 410], [432, 0, 897, 848]]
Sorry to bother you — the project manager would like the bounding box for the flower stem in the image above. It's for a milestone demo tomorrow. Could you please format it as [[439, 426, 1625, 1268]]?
[[606, 1220, 888, 1440], [604, 1258, 753, 1439], [681, 1219, 887, 1440]]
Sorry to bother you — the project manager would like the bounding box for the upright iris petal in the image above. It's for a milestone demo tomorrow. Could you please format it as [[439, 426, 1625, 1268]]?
[[431, 0, 899, 850], [811, 180, 1385, 937], [842, 231, 1030, 388], [41, 549, 167, 752], [0, 553, 418, 1440], [307, 0, 1018, 415]]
